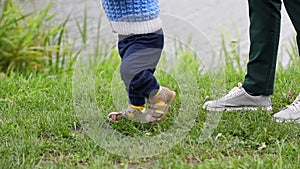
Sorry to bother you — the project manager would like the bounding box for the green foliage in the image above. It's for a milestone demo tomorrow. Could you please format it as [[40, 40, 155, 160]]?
[[0, 0, 74, 73]]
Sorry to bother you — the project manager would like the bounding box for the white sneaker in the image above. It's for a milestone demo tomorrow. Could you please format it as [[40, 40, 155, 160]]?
[[203, 83, 272, 111], [273, 93, 300, 123]]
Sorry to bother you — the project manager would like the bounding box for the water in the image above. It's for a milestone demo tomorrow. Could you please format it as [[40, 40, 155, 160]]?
[[23, 0, 296, 66]]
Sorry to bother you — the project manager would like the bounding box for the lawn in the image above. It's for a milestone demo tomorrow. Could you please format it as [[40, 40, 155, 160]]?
[[0, 53, 299, 169]]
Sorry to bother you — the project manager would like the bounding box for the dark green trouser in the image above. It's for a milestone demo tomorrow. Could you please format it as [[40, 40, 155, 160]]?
[[243, 0, 300, 95]]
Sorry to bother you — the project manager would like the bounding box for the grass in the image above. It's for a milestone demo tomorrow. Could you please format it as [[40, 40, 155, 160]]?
[[0, 48, 300, 168]]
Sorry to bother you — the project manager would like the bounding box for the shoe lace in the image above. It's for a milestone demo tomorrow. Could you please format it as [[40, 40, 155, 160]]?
[[286, 94, 300, 111], [224, 82, 244, 98]]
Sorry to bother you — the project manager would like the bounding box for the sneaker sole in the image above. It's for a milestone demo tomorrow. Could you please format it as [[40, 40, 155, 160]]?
[[273, 118, 300, 123], [205, 106, 272, 112]]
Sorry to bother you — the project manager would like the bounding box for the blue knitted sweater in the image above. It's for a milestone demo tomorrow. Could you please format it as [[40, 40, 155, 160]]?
[[101, 0, 162, 35]]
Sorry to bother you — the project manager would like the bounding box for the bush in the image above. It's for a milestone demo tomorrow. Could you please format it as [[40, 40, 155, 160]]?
[[0, 0, 75, 73]]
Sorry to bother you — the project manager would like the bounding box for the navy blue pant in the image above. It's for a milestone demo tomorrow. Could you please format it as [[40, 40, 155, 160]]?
[[118, 29, 164, 106]]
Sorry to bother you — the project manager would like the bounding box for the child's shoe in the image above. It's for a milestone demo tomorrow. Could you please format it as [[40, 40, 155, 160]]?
[[107, 105, 146, 123], [146, 87, 176, 123]]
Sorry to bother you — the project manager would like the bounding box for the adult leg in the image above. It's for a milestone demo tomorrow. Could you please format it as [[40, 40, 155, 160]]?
[[243, 0, 282, 95], [272, 0, 300, 123], [283, 0, 300, 55]]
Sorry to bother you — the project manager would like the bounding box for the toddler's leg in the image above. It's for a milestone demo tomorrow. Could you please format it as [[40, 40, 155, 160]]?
[[118, 29, 164, 106], [108, 29, 176, 123]]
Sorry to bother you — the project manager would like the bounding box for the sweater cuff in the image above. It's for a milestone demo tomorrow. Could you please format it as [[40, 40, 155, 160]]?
[[110, 17, 162, 35]]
